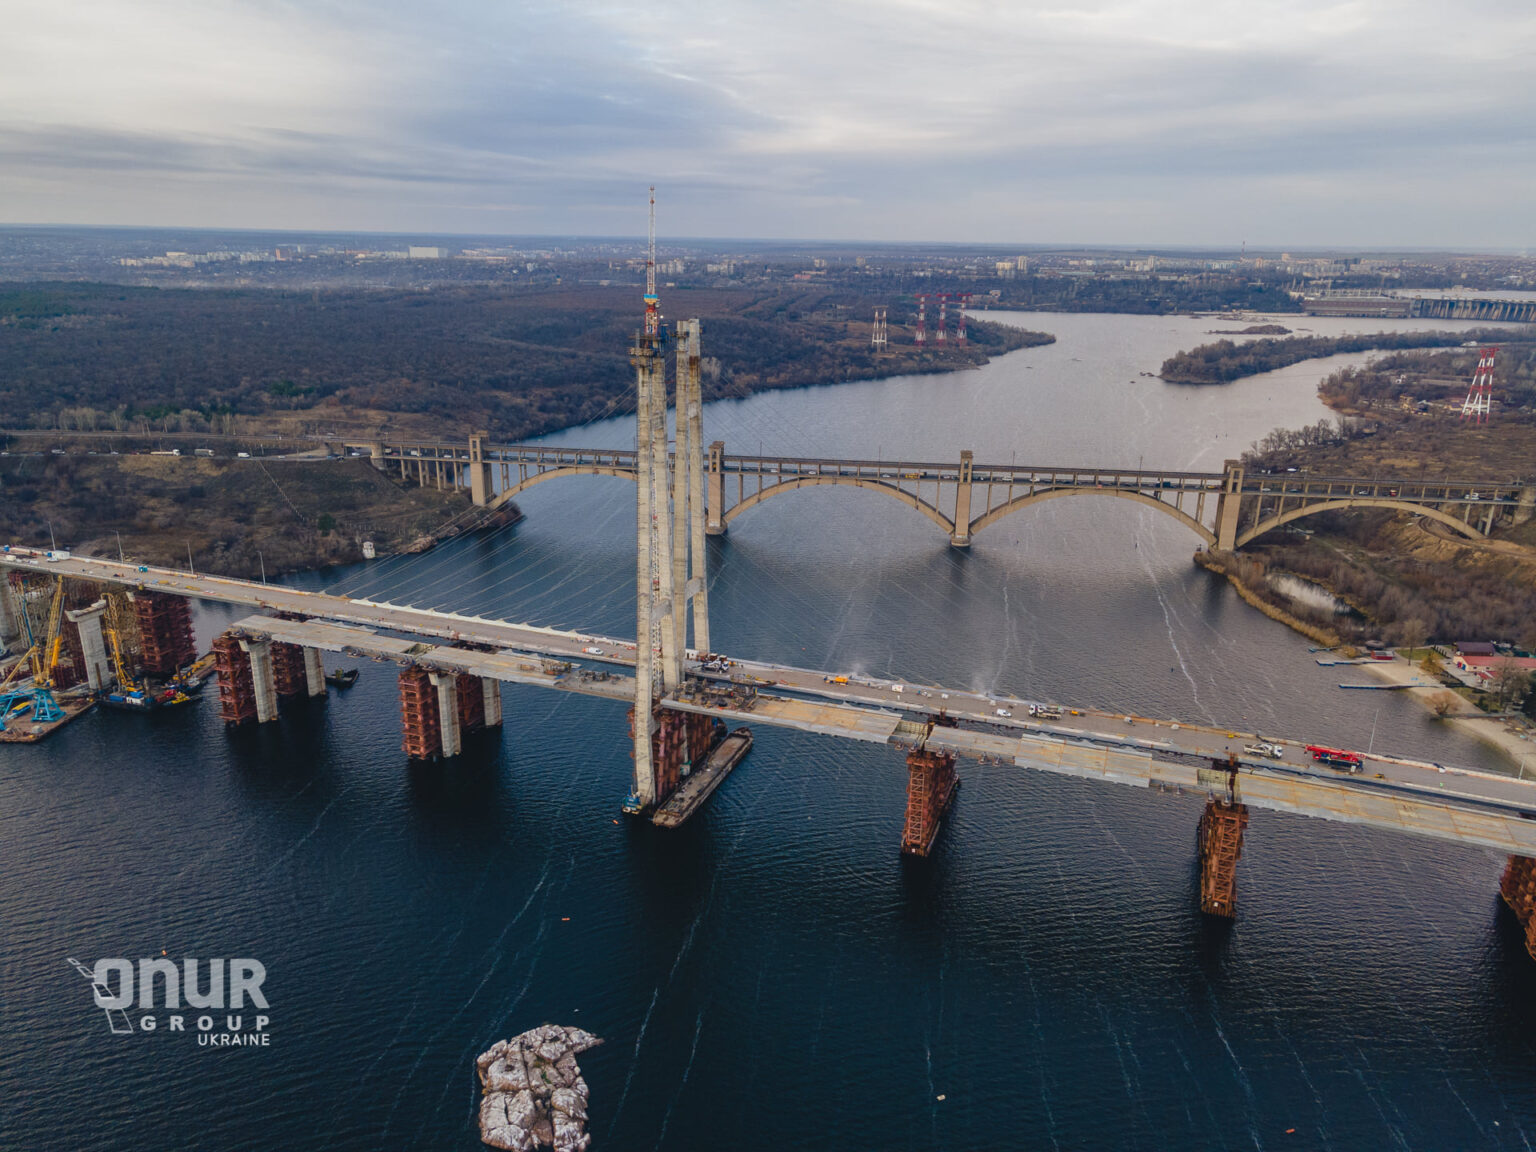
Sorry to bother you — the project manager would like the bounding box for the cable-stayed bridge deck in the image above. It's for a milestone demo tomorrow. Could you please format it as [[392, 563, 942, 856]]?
[[12, 549, 1536, 857]]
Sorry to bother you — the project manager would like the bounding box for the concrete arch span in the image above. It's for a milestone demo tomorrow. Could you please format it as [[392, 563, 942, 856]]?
[[720, 475, 956, 535], [1236, 498, 1486, 548], [483, 465, 637, 512], [967, 486, 1217, 545]]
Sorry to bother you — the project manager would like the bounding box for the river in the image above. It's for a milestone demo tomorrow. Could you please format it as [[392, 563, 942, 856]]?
[[6, 310, 1535, 1150]]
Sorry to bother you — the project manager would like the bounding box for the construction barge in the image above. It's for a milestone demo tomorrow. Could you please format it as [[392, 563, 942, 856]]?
[[651, 726, 753, 828], [0, 690, 94, 742]]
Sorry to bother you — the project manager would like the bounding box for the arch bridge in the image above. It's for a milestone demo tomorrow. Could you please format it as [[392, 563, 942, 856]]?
[[344, 435, 1536, 551]]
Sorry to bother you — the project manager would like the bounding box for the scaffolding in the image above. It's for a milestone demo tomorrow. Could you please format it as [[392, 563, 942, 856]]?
[[399, 666, 441, 760], [270, 641, 307, 697], [1501, 855, 1536, 959], [134, 592, 196, 676], [901, 746, 958, 856], [455, 672, 486, 732], [1197, 797, 1250, 917], [213, 633, 257, 725]]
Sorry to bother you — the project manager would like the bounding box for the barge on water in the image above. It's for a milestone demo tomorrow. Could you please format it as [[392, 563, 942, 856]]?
[[651, 726, 753, 828], [0, 691, 94, 742]]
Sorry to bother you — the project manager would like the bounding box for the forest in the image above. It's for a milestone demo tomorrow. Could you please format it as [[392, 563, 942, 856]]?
[[1158, 330, 1490, 385], [0, 283, 1049, 442], [1318, 341, 1536, 412], [1224, 338, 1536, 660]]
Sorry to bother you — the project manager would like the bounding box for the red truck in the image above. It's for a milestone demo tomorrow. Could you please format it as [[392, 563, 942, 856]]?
[[1305, 744, 1363, 773]]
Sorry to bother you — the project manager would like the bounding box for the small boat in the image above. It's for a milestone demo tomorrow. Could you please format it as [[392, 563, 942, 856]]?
[[98, 690, 155, 712], [325, 667, 360, 688]]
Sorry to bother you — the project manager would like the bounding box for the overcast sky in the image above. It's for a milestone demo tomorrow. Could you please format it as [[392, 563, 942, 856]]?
[[3, 0, 1531, 247]]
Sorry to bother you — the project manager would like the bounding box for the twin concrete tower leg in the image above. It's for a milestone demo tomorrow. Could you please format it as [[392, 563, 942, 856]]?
[[631, 318, 711, 811]]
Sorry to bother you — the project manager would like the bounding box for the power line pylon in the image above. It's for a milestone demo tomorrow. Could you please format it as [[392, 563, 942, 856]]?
[[1460, 346, 1497, 424]]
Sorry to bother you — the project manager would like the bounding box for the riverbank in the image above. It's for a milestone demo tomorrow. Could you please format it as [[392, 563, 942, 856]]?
[[0, 454, 483, 578], [1159, 329, 1494, 385], [1360, 656, 1536, 772], [1194, 549, 1342, 647], [1199, 548, 1536, 769]]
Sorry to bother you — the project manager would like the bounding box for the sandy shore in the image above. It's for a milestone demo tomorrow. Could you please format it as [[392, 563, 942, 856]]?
[[1362, 655, 1536, 774]]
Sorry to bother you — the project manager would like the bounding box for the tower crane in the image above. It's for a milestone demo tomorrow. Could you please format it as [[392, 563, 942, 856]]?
[[26, 578, 67, 723], [102, 591, 140, 695]]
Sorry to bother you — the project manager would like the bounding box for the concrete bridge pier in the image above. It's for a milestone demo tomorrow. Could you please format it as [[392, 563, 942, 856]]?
[[1500, 856, 1536, 959], [303, 648, 325, 697], [368, 441, 386, 471], [430, 672, 462, 757], [482, 677, 503, 727], [706, 440, 727, 536], [469, 431, 493, 506], [238, 639, 279, 723], [1213, 460, 1244, 552], [64, 602, 113, 691], [1514, 486, 1536, 528], [948, 451, 974, 548]]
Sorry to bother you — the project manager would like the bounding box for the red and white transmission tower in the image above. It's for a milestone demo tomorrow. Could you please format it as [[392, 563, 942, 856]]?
[[914, 294, 929, 346], [935, 295, 948, 344], [870, 306, 888, 350], [1460, 345, 1497, 424], [951, 293, 973, 345]]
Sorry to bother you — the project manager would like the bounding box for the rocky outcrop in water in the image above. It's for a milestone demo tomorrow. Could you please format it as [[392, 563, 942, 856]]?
[[476, 1025, 603, 1151]]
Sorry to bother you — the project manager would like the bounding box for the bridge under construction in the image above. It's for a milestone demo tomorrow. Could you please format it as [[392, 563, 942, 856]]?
[[7, 227, 1536, 961]]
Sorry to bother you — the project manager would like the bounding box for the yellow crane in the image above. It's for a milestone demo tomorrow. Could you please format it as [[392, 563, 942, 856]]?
[[102, 592, 139, 693]]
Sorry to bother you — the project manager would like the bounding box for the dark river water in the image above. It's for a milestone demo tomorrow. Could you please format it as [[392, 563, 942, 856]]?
[[7, 311, 1536, 1150]]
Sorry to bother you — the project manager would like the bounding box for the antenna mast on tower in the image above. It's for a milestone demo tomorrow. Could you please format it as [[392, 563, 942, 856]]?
[[644, 186, 660, 338]]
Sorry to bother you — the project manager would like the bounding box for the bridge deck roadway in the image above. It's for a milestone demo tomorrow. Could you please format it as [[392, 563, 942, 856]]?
[[11, 548, 1536, 855]]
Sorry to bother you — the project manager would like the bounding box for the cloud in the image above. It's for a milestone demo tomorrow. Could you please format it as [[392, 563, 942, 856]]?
[[1, 0, 1532, 244]]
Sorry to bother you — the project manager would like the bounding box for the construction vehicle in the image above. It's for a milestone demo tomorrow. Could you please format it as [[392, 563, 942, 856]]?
[[98, 591, 154, 710], [1305, 744, 1362, 773], [5, 577, 67, 725]]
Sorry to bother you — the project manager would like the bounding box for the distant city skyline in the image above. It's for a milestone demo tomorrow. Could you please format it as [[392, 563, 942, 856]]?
[[3, 0, 1532, 248]]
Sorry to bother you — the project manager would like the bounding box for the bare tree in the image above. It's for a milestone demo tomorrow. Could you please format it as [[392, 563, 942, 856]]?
[[1489, 659, 1533, 712], [1394, 617, 1429, 658], [1430, 691, 1462, 717]]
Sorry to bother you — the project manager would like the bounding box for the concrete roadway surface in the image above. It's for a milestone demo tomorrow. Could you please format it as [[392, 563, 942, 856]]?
[[8, 547, 1536, 819]]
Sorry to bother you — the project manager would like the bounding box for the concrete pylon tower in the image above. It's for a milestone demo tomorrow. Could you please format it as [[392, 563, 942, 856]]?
[[672, 318, 710, 660], [630, 324, 667, 809], [684, 322, 710, 653], [628, 189, 713, 813], [629, 189, 668, 810]]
